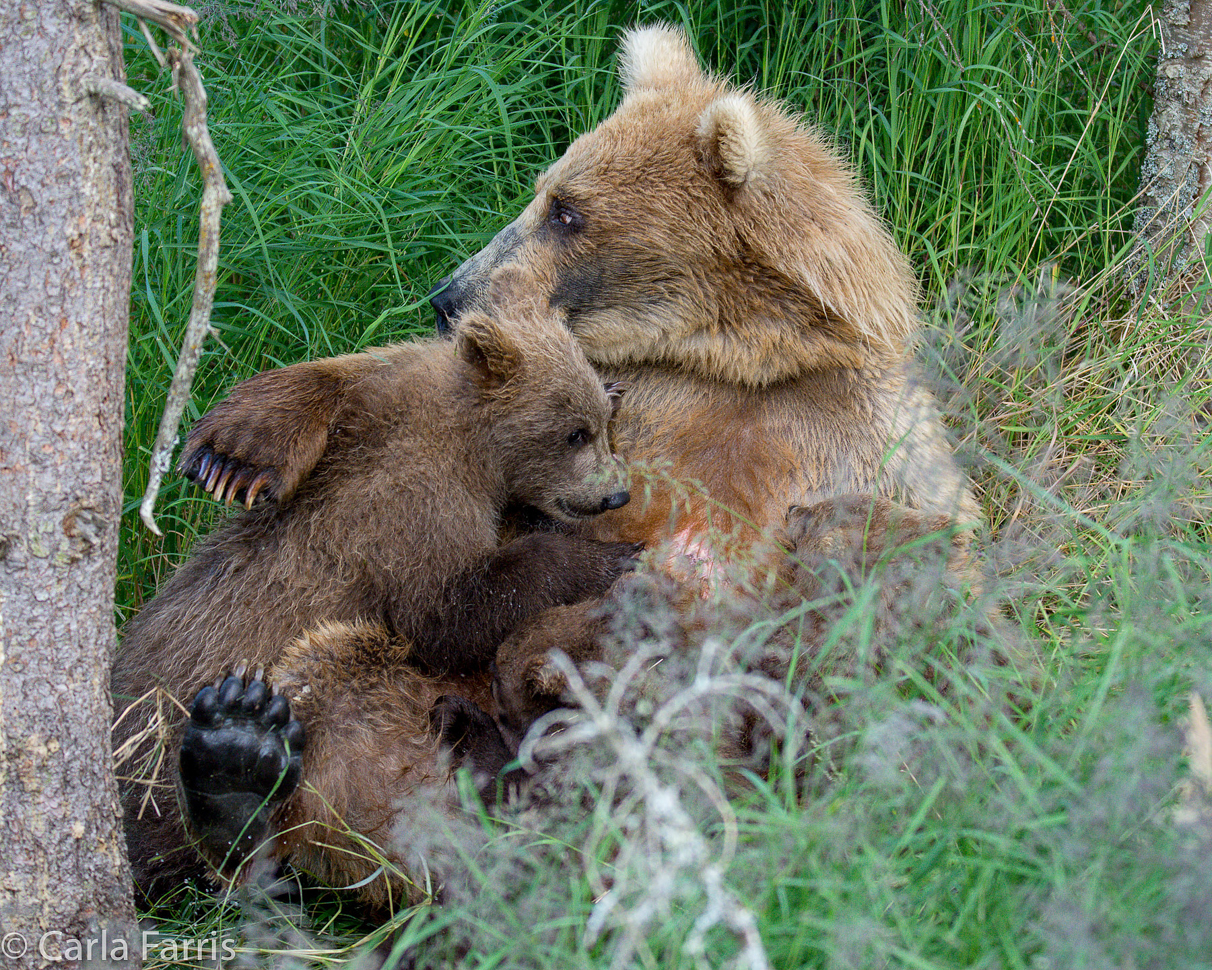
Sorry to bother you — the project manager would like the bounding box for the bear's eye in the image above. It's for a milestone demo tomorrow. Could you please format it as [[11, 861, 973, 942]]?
[[549, 198, 583, 233], [567, 428, 590, 448]]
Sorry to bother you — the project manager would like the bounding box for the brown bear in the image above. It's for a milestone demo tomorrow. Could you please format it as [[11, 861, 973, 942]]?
[[128, 23, 987, 911], [491, 494, 983, 763], [426, 25, 986, 749], [198, 27, 978, 568], [428, 24, 980, 570], [112, 278, 639, 912]]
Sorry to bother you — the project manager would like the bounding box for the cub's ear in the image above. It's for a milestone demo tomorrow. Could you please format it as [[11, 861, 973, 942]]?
[[619, 24, 703, 94], [697, 93, 772, 191], [604, 381, 628, 419], [457, 313, 524, 394], [523, 653, 569, 702]]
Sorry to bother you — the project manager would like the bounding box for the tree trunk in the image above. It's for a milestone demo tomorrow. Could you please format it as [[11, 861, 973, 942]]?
[[0, 0, 139, 965], [1130, 0, 1212, 298]]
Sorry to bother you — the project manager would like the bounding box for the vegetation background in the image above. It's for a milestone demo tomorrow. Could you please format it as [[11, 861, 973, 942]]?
[[118, 0, 1212, 967]]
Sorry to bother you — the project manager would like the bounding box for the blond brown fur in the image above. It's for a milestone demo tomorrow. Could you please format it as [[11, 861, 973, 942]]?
[[431, 25, 979, 553]]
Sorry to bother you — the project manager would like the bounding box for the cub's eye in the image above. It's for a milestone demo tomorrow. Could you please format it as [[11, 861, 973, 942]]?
[[567, 428, 590, 448], [548, 198, 583, 233]]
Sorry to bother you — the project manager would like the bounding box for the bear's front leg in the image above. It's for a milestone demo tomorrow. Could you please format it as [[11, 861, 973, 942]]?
[[179, 672, 305, 874], [400, 533, 643, 677]]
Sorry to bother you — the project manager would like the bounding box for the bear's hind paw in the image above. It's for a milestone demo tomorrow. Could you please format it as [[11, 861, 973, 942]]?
[[179, 671, 305, 871]]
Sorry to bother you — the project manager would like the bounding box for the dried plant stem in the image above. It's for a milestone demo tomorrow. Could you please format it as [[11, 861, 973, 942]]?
[[103, 0, 231, 535], [99, 0, 226, 534], [525, 648, 777, 970]]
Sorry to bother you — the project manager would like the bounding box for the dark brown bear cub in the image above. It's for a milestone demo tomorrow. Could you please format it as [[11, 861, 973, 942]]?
[[489, 494, 1023, 799], [113, 279, 637, 911]]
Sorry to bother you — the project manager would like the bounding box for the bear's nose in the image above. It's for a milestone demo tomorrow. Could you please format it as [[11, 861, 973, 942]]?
[[427, 277, 458, 335], [600, 490, 630, 512]]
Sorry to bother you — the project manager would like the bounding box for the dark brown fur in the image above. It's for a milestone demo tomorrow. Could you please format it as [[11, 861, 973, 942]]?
[[114, 288, 637, 910]]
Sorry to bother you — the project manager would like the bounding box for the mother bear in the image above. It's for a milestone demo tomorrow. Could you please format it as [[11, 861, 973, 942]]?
[[429, 24, 977, 561]]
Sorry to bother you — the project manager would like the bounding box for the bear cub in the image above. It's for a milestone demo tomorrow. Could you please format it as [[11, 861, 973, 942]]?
[[113, 273, 638, 910]]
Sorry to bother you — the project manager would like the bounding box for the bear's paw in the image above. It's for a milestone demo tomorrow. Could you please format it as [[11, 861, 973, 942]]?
[[179, 671, 305, 871]]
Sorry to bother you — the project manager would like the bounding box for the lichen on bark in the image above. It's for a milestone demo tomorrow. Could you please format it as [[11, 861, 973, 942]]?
[[1129, 0, 1212, 299]]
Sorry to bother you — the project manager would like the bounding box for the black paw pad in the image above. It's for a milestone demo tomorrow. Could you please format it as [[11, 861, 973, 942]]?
[[179, 671, 305, 869]]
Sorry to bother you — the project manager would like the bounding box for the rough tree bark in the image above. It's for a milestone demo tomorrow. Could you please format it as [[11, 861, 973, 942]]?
[[0, 0, 139, 965], [1130, 0, 1212, 297]]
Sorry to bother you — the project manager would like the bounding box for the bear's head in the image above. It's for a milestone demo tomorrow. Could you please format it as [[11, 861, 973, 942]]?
[[454, 270, 630, 523], [430, 24, 919, 387]]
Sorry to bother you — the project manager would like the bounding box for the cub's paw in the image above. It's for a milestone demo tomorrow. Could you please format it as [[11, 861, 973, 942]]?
[[599, 540, 646, 583], [571, 538, 644, 596], [784, 496, 953, 563], [179, 671, 305, 868], [430, 695, 522, 803], [561, 537, 645, 600], [178, 363, 339, 506], [782, 495, 970, 595], [511, 533, 644, 602], [178, 445, 282, 509]]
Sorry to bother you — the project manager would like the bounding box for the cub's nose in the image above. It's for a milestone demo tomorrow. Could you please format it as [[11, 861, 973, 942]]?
[[427, 277, 457, 334], [600, 490, 630, 512]]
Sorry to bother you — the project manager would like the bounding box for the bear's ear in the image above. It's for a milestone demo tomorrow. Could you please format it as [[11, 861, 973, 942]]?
[[619, 24, 702, 94], [604, 380, 628, 419], [457, 313, 524, 393], [697, 93, 772, 190]]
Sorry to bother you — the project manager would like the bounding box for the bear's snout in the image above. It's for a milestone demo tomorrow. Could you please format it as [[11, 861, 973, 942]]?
[[601, 490, 630, 512], [427, 276, 459, 335]]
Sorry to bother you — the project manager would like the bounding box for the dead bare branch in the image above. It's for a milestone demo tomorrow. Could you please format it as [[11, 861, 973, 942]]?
[[138, 46, 231, 534], [102, 0, 230, 534], [102, 0, 198, 49], [83, 76, 152, 113]]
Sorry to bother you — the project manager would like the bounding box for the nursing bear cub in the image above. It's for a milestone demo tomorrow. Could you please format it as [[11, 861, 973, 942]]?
[[112, 278, 638, 910]]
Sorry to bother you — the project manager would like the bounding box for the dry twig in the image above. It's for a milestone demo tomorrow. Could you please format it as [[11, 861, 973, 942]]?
[[138, 47, 232, 535], [101, 0, 231, 534]]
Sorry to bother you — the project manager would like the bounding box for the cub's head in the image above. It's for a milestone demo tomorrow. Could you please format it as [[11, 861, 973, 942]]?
[[431, 24, 919, 387], [455, 271, 629, 523]]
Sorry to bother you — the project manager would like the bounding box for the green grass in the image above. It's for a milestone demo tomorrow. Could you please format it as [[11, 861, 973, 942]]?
[[119, 1, 1212, 967]]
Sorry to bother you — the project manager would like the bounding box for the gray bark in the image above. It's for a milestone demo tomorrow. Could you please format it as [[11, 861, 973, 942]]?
[[0, 0, 139, 966], [1130, 0, 1212, 297]]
